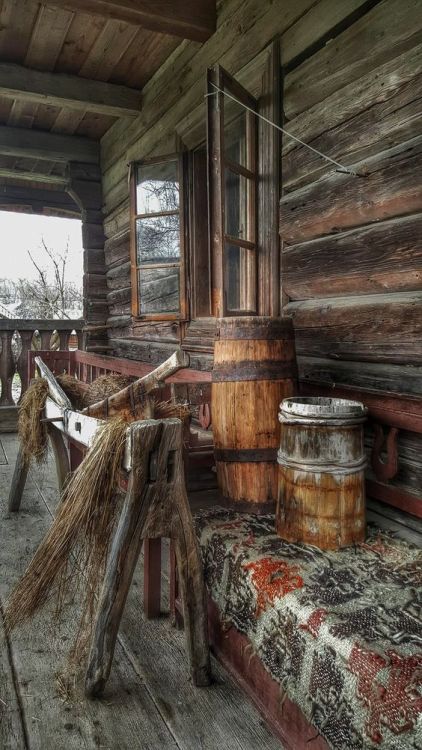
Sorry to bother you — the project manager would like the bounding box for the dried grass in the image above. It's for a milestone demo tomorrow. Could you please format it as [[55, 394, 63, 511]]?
[[18, 379, 49, 465], [5, 417, 128, 662], [56, 374, 87, 411], [83, 374, 135, 407]]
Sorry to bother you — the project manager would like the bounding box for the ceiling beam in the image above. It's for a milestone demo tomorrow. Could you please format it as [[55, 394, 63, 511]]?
[[46, 0, 216, 42], [0, 184, 79, 217], [0, 126, 99, 164], [0, 167, 67, 188], [0, 63, 141, 118]]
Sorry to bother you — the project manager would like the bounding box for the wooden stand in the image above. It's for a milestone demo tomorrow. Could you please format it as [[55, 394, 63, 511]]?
[[7, 355, 211, 696], [86, 418, 211, 696]]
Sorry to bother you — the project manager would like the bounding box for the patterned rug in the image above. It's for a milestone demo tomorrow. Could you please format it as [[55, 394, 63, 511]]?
[[195, 509, 422, 750]]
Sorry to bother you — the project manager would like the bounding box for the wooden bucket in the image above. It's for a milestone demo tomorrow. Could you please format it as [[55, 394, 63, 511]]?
[[277, 397, 367, 550], [212, 317, 297, 506]]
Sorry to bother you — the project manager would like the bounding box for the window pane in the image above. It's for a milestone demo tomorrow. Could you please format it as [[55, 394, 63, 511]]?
[[139, 267, 180, 315], [225, 243, 256, 313], [224, 101, 246, 166], [136, 160, 179, 214], [225, 168, 254, 241], [136, 215, 180, 265]]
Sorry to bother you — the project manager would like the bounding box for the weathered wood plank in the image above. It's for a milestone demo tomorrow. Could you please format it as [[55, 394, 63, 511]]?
[[286, 292, 422, 364], [279, 137, 422, 244], [284, 0, 422, 119], [0, 125, 99, 164], [7, 446, 29, 513], [0, 603, 27, 750], [283, 214, 422, 299], [47, 0, 216, 42], [297, 356, 422, 397], [283, 54, 422, 190], [0, 62, 141, 117], [0, 406, 18, 433]]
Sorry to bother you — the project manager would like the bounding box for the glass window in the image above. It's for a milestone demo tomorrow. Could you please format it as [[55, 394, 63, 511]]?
[[131, 156, 185, 319], [208, 65, 258, 316]]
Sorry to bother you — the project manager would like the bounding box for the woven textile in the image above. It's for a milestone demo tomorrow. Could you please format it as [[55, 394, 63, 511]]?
[[195, 509, 422, 750]]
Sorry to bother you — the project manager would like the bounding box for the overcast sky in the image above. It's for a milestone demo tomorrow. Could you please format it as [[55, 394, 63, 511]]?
[[0, 211, 83, 285]]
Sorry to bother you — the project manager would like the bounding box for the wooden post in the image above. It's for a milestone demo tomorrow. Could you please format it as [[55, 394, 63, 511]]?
[[85, 419, 211, 697], [8, 446, 29, 512], [143, 538, 162, 619], [47, 425, 71, 492]]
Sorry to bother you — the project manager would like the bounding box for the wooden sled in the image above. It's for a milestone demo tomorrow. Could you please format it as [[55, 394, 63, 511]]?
[[8, 352, 211, 695]]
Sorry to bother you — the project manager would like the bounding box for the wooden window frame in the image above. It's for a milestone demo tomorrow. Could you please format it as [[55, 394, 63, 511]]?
[[130, 153, 187, 321], [207, 64, 258, 318]]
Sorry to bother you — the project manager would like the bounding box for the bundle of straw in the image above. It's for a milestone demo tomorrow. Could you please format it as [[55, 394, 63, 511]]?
[[18, 378, 49, 465], [56, 374, 87, 411], [5, 417, 128, 658]]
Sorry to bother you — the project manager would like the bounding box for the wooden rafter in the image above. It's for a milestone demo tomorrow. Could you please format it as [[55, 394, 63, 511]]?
[[0, 167, 67, 187], [0, 63, 141, 118], [46, 0, 216, 42], [0, 126, 99, 164], [0, 184, 79, 216]]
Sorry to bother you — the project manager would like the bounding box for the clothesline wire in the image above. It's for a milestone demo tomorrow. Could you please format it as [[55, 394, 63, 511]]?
[[205, 83, 359, 177]]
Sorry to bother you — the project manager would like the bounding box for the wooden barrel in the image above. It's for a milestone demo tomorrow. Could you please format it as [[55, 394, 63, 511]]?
[[212, 317, 297, 506], [277, 397, 367, 550]]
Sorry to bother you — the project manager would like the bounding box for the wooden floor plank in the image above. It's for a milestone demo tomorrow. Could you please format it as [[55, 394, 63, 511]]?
[[0, 435, 179, 750], [0, 602, 28, 750], [0, 433, 283, 750]]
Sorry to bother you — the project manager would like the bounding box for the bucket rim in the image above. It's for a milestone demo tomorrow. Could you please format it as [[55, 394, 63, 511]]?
[[280, 396, 367, 419]]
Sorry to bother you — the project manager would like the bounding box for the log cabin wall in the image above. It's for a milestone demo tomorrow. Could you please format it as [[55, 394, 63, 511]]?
[[100, 0, 382, 369], [279, 0, 422, 519], [100, 0, 422, 520]]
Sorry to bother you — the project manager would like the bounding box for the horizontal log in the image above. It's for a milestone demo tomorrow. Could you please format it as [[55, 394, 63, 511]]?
[[0, 184, 79, 216], [84, 248, 107, 275], [283, 214, 422, 299], [286, 291, 422, 364], [0, 167, 67, 187], [82, 222, 105, 250], [106, 261, 131, 290], [284, 0, 422, 119], [280, 137, 422, 243], [0, 319, 83, 331], [0, 125, 99, 164], [104, 226, 130, 267], [283, 58, 422, 190], [107, 287, 131, 305], [0, 62, 141, 117], [298, 356, 422, 397]]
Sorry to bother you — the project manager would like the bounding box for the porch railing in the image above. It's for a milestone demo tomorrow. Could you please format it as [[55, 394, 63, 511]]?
[[0, 319, 83, 406]]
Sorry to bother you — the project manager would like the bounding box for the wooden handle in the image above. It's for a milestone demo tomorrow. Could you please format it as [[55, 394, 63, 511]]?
[[34, 356, 72, 409]]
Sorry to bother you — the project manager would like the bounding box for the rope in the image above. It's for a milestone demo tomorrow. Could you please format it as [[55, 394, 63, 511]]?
[[206, 83, 361, 177]]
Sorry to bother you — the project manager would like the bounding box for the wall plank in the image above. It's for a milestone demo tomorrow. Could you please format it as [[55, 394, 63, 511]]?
[[280, 137, 422, 244], [283, 214, 422, 299], [286, 292, 422, 364], [283, 56, 422, 190], [283, 0, 422, 119], [297, 356, 422, 396]]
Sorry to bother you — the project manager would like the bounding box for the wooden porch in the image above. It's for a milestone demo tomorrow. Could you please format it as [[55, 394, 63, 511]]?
[[0, 429, 281, 750]]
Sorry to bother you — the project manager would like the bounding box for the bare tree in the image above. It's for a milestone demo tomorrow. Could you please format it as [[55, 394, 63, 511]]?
[[0, 237, 83, 319]]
